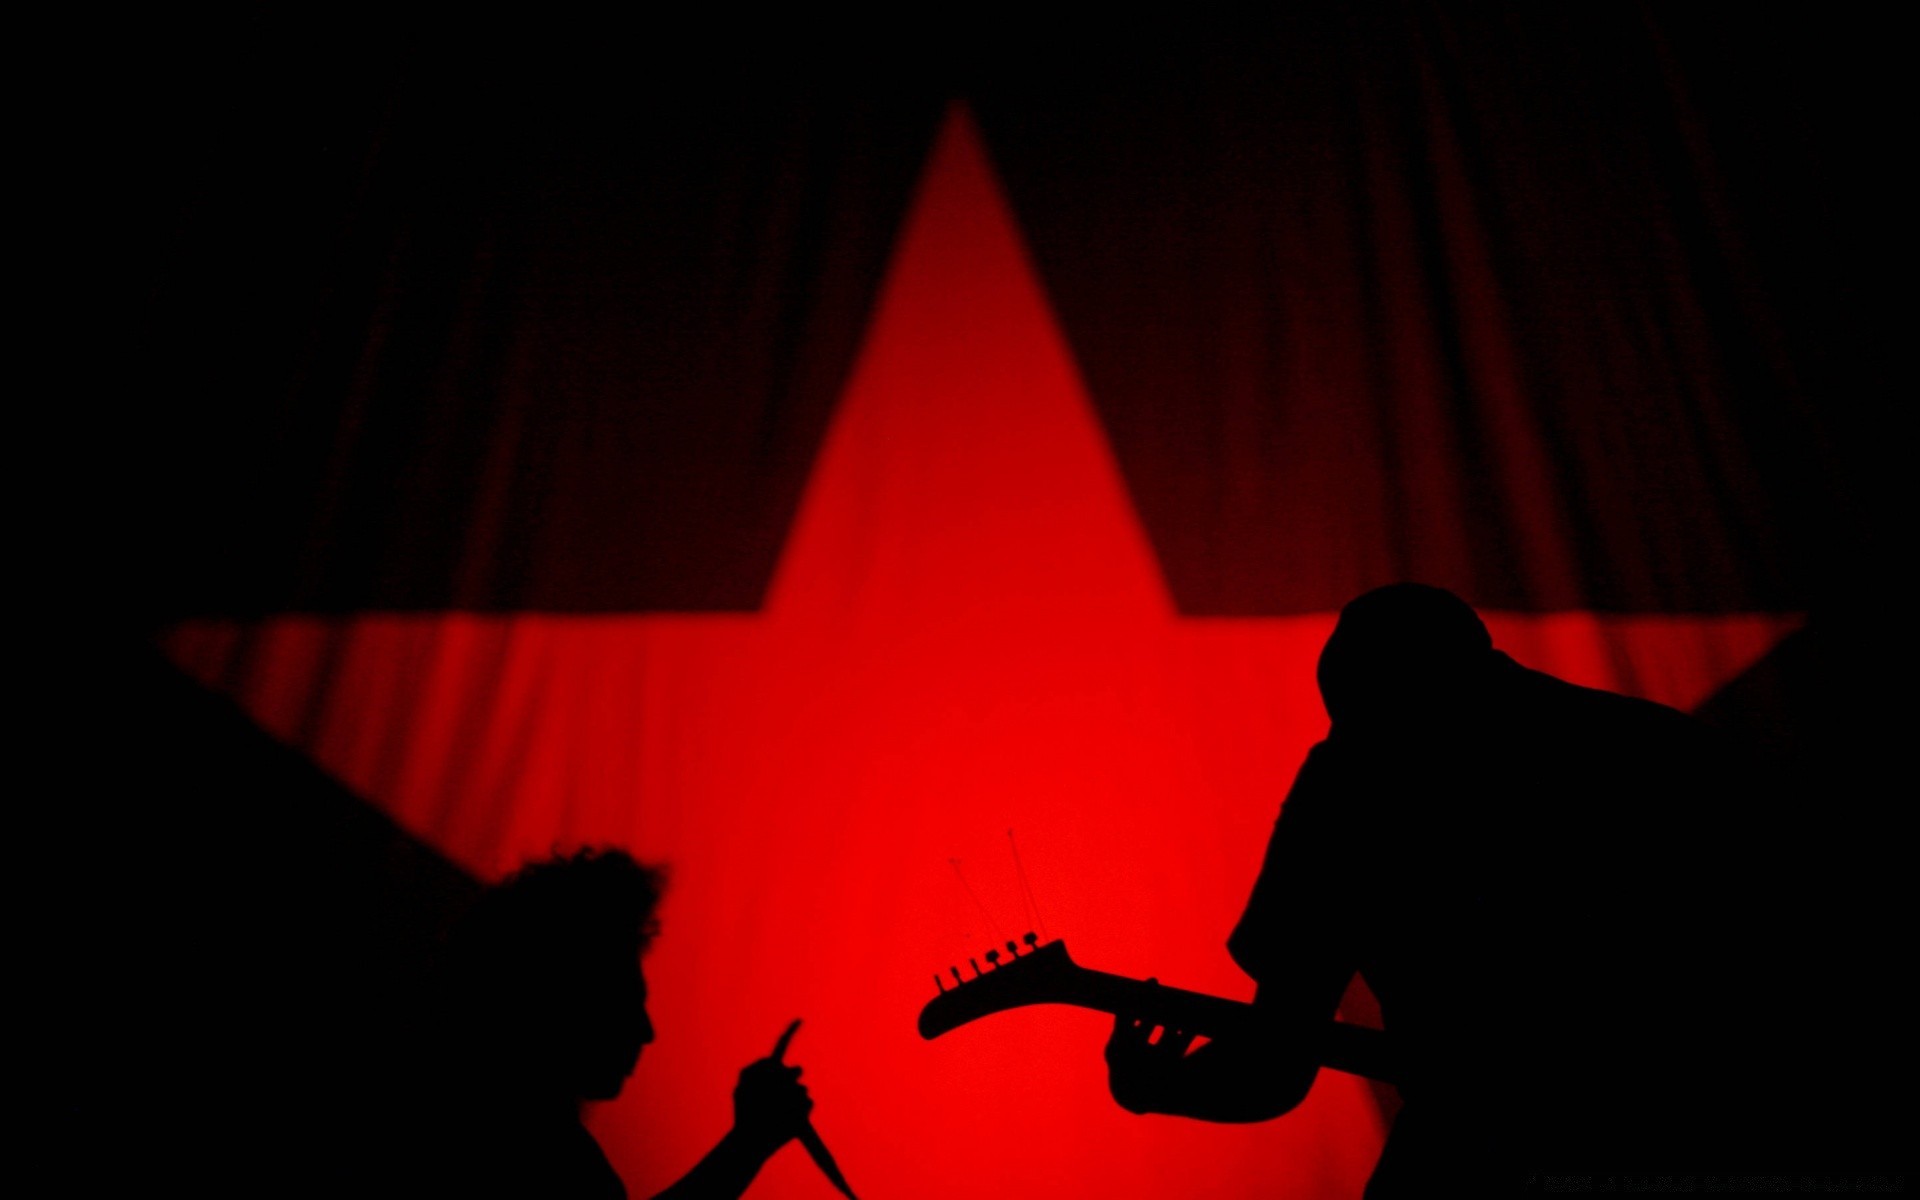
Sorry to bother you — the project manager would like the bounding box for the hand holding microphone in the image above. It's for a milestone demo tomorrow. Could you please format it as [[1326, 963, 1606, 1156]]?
[[733, 1020, 858, 1199]]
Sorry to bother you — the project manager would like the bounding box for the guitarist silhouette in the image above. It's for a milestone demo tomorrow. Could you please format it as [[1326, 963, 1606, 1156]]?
[[1103, 584, 1801, 1195]]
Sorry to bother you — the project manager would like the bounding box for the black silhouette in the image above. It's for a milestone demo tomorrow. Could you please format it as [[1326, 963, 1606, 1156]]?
[[1103, 584, 1837, 1194], [377, 848, 815, 1199], [919, 935, 1398, 1082]]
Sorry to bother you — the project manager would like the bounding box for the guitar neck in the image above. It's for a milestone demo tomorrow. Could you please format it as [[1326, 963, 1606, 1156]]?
[[1066, 968, 1397, 1084]]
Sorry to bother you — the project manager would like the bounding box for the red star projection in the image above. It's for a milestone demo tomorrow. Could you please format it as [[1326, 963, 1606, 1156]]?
[[164, 108, 1800, 1198]]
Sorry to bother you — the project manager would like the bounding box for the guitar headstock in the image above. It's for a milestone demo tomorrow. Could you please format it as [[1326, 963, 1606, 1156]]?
[[917, 933, 1079, 1040]]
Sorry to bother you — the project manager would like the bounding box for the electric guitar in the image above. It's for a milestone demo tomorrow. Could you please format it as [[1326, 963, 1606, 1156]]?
[[918, 934, 1399, 1085]]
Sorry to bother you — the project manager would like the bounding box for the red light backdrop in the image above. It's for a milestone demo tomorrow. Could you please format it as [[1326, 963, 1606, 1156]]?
[[163, 111, 1798, 1198]]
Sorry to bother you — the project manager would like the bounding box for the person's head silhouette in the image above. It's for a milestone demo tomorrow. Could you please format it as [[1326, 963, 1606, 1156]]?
[[442, 848, 665, 1103], [1316, 583, 1495, 729]]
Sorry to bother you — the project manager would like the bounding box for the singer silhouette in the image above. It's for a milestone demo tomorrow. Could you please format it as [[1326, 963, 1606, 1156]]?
[[389, 848, 819, 1199]]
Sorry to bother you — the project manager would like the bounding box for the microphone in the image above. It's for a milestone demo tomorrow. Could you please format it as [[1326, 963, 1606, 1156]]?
[[771, 1020, 858, 1200]]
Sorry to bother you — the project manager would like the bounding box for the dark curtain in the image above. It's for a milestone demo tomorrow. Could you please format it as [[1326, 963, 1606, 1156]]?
[[107, 8, 1891, 627]]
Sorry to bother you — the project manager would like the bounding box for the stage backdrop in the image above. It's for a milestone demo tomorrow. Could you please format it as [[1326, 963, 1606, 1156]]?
[[126, 8, 1882, 1198]]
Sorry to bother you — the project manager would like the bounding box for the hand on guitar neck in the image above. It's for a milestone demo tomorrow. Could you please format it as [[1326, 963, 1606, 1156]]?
[[1105, 980, 1201, 1116], [1104, 980, 1319, 1123]]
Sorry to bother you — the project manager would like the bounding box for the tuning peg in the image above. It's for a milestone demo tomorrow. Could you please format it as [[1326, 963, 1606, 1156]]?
[[1007, 939, 1021, 957], [969, 956, 983, 977], [935, 973, 946, 994], [950, 966, 964, 987], [985, 948, 1001, 969], [1023, 931, 1039, 950]]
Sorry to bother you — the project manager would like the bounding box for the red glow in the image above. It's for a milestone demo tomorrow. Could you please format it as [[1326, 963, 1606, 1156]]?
[[163, 108, 1798, 1197]]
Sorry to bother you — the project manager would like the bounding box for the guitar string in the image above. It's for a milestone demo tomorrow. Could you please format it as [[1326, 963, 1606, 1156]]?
[[948, 857, 1008, 948], [1006, 827, 1050, 942]]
